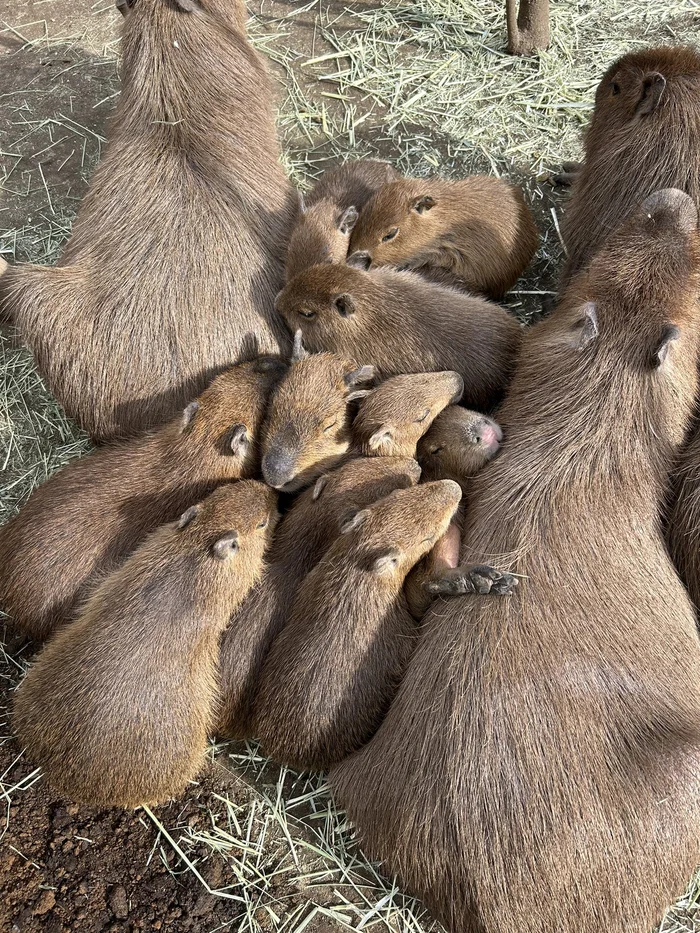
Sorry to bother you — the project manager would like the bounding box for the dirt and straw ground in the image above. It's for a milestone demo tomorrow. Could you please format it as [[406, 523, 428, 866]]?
[[1, 0, 700, 930]]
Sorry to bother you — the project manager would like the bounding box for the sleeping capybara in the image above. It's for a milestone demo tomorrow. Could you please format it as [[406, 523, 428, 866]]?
[[352, 371, 464, 458], [332, 189, 700, 933], [275, 265, 522, 412], [252, 479, 462, 771], [0, 357, 284, 642], [215, 455, 421, 738], [13, 482, 278, 809], [0, 0, 296, 441], [348, 175, 538, 298]]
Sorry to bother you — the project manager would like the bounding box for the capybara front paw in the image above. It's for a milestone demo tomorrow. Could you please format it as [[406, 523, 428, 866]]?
[[427, 564, 518, 597]]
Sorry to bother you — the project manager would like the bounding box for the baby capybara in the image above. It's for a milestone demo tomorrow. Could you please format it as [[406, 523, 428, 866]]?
[[215, 455, 421, 738], [260, 333, 374, 491], [275, 265, 521, 412], [348, 176, 538, 298], [253, 479, 462, 771], [0, 0, 296, 441], [13, 482, 278, 809], [332, 189, 700, 933], [353, 371, 464, 458], [404, 406, 504, 619], [0, 357, 284, 642]]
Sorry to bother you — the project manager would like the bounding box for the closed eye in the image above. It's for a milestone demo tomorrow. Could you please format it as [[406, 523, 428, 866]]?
[[429, 446, 443, 455], [611, 81, 620, 95], [382, 228, 399, 242], [415, 408, 431, 423], [257, 517, 268, 529], [323, 420, 338, 433], [299, 309, 316, 319]]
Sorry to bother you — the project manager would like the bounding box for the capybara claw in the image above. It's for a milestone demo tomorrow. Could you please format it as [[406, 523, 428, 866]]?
[[427, 565, 518, 597]]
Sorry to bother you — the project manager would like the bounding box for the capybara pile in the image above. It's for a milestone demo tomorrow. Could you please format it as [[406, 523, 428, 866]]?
[[1, 2, 699, 930]]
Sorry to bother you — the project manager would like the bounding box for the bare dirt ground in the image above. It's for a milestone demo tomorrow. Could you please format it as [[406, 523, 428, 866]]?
[[1, 1, 700, 931]]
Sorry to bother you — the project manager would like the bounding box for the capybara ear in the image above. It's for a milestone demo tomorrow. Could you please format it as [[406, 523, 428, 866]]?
[[344, 364, 375, 389], [652, 324, 681, 368], [368, 426, 394, 451], [635, 72, 666, 118], [334, 294, 356, 318], [340, 507, 369, 534], [413, 195, 436, 214], [230, 424, 250, 457], [346, 388, 372, 403], [291, 329, 309, 364], [338, 206, 359, 236], [213, 532, 239, 560], [371, 547, 401, 575], [570, 301, 599, 351], [177, 504, 202, 530], [347, 251, 372, 271], [181, 400, 200, 433], [312, 475, 329, 501]]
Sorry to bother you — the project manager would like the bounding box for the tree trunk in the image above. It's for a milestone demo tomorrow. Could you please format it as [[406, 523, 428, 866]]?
[[506, 0, 550, 56]]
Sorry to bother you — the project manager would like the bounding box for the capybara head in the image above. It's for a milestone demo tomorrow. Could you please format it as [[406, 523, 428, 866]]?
[[417, 406, 502, 489], [310, 455, 422, 516], [179, 356, 287, 477], [338, 479, 462, 580], [353, 372, 464, 458], [261, 334, 375, 491], [286, 198, 359, 281], [348, 179, 440, 270]]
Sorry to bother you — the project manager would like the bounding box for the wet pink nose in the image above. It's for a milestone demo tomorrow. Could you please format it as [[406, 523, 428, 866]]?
[[478, 422, 502, 451]]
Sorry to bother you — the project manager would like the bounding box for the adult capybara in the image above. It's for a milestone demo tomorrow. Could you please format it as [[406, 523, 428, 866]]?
[[253, 479, 462, 771], [0, 357, 284, 642], [260, 333, 374, 491], [560, 45, 700, 285], [275, 265, 522, 411], [215, 455, 421, 738], [332, 189, 700, 933], [0, 0, 297, 441], [668, 430, 700, 610], [353, 371, 464, 458], [404, 406, 504, 619], [348, 176, 538, 298], [286, 160, 399, 280], [13, 482, 278, 809]]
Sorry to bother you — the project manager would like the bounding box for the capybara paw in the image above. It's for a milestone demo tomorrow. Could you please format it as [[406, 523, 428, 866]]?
[[426, 567, 474, 597], [468, 565, 519, 595]]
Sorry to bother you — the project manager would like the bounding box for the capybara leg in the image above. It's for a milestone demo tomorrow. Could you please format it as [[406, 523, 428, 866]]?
[[551, 161, 582, 187], [427, 565, 519, 597]]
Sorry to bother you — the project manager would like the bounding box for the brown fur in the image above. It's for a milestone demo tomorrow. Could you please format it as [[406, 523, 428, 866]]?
[[352, 371, 464, 458], [404, 407, 502, 618], [348, 176, 538, 298], [253, 479, 462, 771], [215, 455, 421, 738], [0, 357, 284, 643], [0, 0, 296, 441], [260, 340, 374, 492], [331, 190, 700, 933], [13, 481, 278, 809], [275, 264, 522, 412]]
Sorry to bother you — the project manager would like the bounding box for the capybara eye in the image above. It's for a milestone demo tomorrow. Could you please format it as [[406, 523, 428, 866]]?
[[611, 82, 621, 95], [430, 446, 443, 455], [299, 309, 317, 319], [415, 408, 431, 424], [382, 228, 399, 242], [323, 419, 338, 433], [257, 517, 268, 530]]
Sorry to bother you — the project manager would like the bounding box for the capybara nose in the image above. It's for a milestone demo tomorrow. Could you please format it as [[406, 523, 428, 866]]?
[[347, 250, 373, 271], [473, 417, 503, 453], [262, 449, 296, 489], [641, 188, 698, 232]]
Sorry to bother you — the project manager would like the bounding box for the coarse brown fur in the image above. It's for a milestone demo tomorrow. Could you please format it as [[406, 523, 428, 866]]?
[[404, 407, 502, 618], [260, 339, 374, 491], [253, 479, 462, 771], [275, 265, 522, 412], [0, 357, 284, 643], [13, 482, 278, 809], [0, 0, 296, 441], [332, 190, 700, 933], [215, 455, 421, 738], [348, 176, 539, 298], [352, 371, 464, 458]]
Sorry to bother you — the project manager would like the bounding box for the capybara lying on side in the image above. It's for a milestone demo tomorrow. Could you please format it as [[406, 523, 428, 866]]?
[[275, 265, 522, 411], [13, 482, 278, 809], [0, 357, 284, 643], [332, 189, 700, 933], [0, 0, 297, 440], [252, 479, 462, 771], [348, 175, 538, 298], [215, 455, 421, 738]]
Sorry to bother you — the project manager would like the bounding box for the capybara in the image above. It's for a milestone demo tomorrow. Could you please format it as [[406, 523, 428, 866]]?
[[404, 406, 504, 619], [260, 332, 374, 491], [252, 479, 463, 771], [215, 455, 421, 738], [560, 45, 700, 285], [331, 189, 700, 933], [0, 0, 297, 441], [668, 429, 700, 609], [275, 265, 522, 411], [353, 371, 464, 458], [0, 357, 284, 642], [13, 482, 278, 809], [348, 175, 538, 298], [285, 160, 399, 280]]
